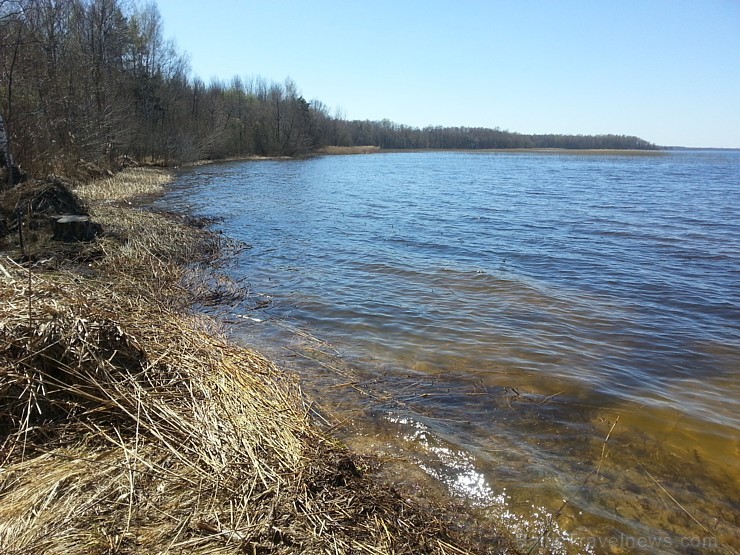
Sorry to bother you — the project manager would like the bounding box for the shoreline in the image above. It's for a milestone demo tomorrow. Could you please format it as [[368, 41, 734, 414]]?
[[0, 168, 520, 554], [317, 146, 665, 156], [378, 147, 666, 156], [132, 146, 669, 170]]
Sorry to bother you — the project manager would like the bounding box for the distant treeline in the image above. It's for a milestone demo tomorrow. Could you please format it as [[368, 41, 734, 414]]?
[[328, 120, 656, 151], [1, 0, 656, 179]]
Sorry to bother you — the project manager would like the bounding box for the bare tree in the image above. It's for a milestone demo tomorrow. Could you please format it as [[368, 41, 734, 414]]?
[[0, 0, 24, 187]]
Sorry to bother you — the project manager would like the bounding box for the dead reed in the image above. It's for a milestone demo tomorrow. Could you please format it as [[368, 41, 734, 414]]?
[[320, 146, 381, 155], [73, 167, 173, 203], [0, 169, 502, 554]]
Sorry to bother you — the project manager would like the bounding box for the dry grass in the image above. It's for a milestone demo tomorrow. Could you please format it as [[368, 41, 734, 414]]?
[[0, 169, 507, 554], [320, 146, 381, 155], [73, 167, 174, 203]]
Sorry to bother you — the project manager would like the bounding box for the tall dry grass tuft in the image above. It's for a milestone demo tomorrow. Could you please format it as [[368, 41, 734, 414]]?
[[0, 169, 498, 554], [74, 167, 173, 203]]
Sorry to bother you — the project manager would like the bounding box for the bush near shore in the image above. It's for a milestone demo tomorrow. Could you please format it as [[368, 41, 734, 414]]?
[[0, 169, 519, 554]]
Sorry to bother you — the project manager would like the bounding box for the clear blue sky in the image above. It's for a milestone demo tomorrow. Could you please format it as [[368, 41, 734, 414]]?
[[153, 0, 740, 148]]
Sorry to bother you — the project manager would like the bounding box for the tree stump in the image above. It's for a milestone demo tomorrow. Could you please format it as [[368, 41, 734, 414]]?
[[53, 215, 93, 242]]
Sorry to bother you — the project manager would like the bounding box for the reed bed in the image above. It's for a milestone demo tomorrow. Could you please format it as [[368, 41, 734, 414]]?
[[0, 169, 502, 554], [73, 167, 173, 203], [320, 146, 381, 155]]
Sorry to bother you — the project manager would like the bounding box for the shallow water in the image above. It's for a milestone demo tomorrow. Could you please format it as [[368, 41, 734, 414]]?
[[156, 151, 739, 553]]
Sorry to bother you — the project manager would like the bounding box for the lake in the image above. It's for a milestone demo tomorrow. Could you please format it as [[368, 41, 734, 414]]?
[[155, 150, 739, 553]]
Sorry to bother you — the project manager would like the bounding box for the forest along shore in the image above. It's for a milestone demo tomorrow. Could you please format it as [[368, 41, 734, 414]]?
[[0, 168, 522, 554]]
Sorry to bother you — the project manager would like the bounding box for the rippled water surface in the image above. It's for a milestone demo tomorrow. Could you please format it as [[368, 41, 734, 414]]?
[[156, 151, 739, 553]]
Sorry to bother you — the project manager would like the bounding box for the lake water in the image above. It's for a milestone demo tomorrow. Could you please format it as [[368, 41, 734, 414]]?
[[156, 151, 739, 554]]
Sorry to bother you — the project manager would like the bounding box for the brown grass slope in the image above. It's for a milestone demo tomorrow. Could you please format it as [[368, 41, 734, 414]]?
[[0, 169, 517, 554]]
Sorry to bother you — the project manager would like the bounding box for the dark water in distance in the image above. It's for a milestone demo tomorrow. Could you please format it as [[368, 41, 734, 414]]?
[[156, 151, 740, 553]]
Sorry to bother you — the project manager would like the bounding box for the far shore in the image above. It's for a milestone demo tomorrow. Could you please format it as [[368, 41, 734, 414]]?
[[189, 146, 668, 163], [314, 145, 668, 157], [377, 147, 667, 156]]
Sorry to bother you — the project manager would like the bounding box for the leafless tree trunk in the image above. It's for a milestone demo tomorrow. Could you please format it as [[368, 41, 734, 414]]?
[[1, 11, 22, 188]]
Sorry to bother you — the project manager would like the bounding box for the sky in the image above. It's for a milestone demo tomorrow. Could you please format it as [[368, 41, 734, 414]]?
[[153, 0, 740, 148]]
